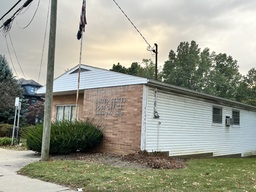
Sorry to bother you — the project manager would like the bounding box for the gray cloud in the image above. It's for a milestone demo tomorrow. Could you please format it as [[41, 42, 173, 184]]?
[[0, 0, 256, 84]]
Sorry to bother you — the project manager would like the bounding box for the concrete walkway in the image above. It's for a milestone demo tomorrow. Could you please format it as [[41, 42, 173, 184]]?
[[0, 148, 77, 192]]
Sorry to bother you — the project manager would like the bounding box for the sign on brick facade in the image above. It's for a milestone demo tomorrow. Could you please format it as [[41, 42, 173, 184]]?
[[95, 97, 126, 116]]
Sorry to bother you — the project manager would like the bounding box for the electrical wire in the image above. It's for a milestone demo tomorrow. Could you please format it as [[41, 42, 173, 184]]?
[[17, 1, 32, 15], [17, 0, 40, 29], [8, 33, 26, 79], [112, 0, 152, 50], [38, 0, 50, 83], [4, 36, 19, 78], [0, 0, 34, 33], [0, 0, 22, 21]]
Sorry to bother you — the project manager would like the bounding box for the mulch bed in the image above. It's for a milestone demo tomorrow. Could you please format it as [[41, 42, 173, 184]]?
[[122, 152, 186, 169], [50, 151, 186, 169]]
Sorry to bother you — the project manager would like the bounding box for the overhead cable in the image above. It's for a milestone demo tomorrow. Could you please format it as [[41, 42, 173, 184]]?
[[38, 0, 50, 83], [0, 0, 22, 21], [0, 0, 34, 33], [8, 33, 26, 78], [112, 0, 152, 50], [17, 0, 41, 29], [4, 36, 19, 78]]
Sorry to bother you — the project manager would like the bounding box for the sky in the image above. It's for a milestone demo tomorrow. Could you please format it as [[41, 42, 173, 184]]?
[[0, 0, 256, 85]]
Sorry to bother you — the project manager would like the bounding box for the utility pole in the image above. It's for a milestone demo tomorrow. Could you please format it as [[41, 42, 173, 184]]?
[[153, 43, 158, 80], [41, 0, 58, 161]]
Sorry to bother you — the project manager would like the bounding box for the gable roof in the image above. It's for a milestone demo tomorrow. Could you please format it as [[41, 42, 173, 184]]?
[[17, 78, 42, 87], [37, 64, 256, 112], [36, 64, 148, 95]]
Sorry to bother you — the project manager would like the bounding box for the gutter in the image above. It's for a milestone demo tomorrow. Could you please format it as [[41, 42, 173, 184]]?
[[147, 79, 256, 112]]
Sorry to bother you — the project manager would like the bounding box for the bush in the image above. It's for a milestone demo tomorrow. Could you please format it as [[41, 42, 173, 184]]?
[[0, 137, 12, 146], [0, 124, 13, 137], [23, 120, 103, 155]]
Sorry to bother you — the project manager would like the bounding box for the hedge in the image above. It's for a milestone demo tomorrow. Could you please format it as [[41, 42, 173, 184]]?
[[23, 120, 103, 155]]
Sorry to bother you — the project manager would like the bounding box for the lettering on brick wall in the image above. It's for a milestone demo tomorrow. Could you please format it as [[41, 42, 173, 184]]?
[[95, 97, 126, 116]]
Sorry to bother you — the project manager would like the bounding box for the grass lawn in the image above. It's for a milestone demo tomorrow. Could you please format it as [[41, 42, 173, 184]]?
[[19, 157, 256, 192]]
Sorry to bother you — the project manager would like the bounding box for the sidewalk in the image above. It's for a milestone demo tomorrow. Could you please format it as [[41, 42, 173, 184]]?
[[0, 148, 77, 192]]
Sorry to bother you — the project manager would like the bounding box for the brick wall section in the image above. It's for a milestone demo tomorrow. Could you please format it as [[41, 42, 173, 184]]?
[[52, 93, 84, 121], [83, 85, 143, 155]]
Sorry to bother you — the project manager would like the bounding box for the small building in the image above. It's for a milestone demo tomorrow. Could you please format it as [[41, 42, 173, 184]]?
[[17, 78, 43, 105], [37, 65, 256, 157]]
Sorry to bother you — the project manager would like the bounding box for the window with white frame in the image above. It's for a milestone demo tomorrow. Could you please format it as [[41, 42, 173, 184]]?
[[213, 107, 222, 124], [232, 110, 240, 125], [56, 105, 76, 121]]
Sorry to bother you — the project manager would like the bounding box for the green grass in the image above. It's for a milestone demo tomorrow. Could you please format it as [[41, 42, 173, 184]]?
[[19, 158, 256, 192], [0, 138, 27, 151]]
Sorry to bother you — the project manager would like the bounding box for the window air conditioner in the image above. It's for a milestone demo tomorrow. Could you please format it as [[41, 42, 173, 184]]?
[[225, 117, 233, 126]]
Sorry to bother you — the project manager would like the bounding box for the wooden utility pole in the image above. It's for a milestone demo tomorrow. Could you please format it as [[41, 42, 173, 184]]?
[[41, 0, 58, 161]]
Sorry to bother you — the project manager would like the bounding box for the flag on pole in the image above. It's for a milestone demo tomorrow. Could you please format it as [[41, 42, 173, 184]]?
[[77, 0, 87, 40]]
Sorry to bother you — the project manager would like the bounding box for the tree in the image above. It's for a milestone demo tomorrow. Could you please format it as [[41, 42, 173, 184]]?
[[110, 59, 156, 79], [110, 63, 128, 74], [237, 68, 256, 106], [207, 53, 242, 100], [162, 41, 212, 92], [137, 59, 156, 79], [0, 55, 23, 123], [127, 62, 141, 76], [25, 100, 44, 125], [162, 41, 243, 101]]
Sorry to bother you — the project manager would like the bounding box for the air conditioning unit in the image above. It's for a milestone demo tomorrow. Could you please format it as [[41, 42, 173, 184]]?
[[225, 117, 233, 126]]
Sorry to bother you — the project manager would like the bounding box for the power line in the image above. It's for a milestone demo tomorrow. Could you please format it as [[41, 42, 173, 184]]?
[[17, 1, 32, 15], [38, 0, 50, 83], [17, 0, 41, 29], [8, 33, 26, 78], [4, 36, 19, 78], [0, 0, 22, 21], [0, 0, 34, 33], [112, 0, 152, 49]]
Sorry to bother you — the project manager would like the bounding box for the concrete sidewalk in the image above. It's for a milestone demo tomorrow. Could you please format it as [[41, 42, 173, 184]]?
[[0, 148, 77, 192]]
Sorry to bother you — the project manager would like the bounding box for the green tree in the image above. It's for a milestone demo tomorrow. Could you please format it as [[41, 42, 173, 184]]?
[[162, 41, 212, 91], [208, 53, 242, 100], [238, 68, 256, 105], [0, 55, 23, 123], [127, 62, 141, 76], [110, 63, 128, 74], [136, 59, 155, 79], [162, 41, 244, 101], [110, 59, 156, 79]]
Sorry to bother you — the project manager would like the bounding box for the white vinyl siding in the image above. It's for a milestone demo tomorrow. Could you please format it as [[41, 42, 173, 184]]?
[[142, 87, 256, 157], [37, 65, 148, 95]]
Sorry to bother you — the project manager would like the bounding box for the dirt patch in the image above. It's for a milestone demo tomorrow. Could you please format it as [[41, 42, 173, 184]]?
[[122, 152, 185, 169], [50, 151, 186, 169]]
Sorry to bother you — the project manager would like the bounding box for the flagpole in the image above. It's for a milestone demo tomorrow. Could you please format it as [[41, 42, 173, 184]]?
[[75, 34, 83, 120], [75, 0, 86, 120]]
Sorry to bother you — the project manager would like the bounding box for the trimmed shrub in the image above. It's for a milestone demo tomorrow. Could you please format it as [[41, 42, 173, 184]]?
[[0, 137, 12, 146], [23, 125, 43, 152], [0, 124, 13, 137], [23, 120, 103, 155]]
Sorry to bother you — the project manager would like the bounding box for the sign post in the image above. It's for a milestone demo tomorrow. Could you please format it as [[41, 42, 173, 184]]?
[[11, 97, 19, 145], [16, 102, 21, 143]]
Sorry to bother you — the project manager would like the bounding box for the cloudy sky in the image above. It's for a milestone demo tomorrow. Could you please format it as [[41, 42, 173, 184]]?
[[0, 0, 256, 85]]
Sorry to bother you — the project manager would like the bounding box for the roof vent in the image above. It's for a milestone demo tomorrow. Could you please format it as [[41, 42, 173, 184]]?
[[70, 68, 90, 74]]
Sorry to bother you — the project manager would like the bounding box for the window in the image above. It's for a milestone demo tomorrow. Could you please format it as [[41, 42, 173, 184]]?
[[213, 107, 222, 123], [56, 105, 76, 121], [232, 110, 240, 125], [24, 85, 38, 95]]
